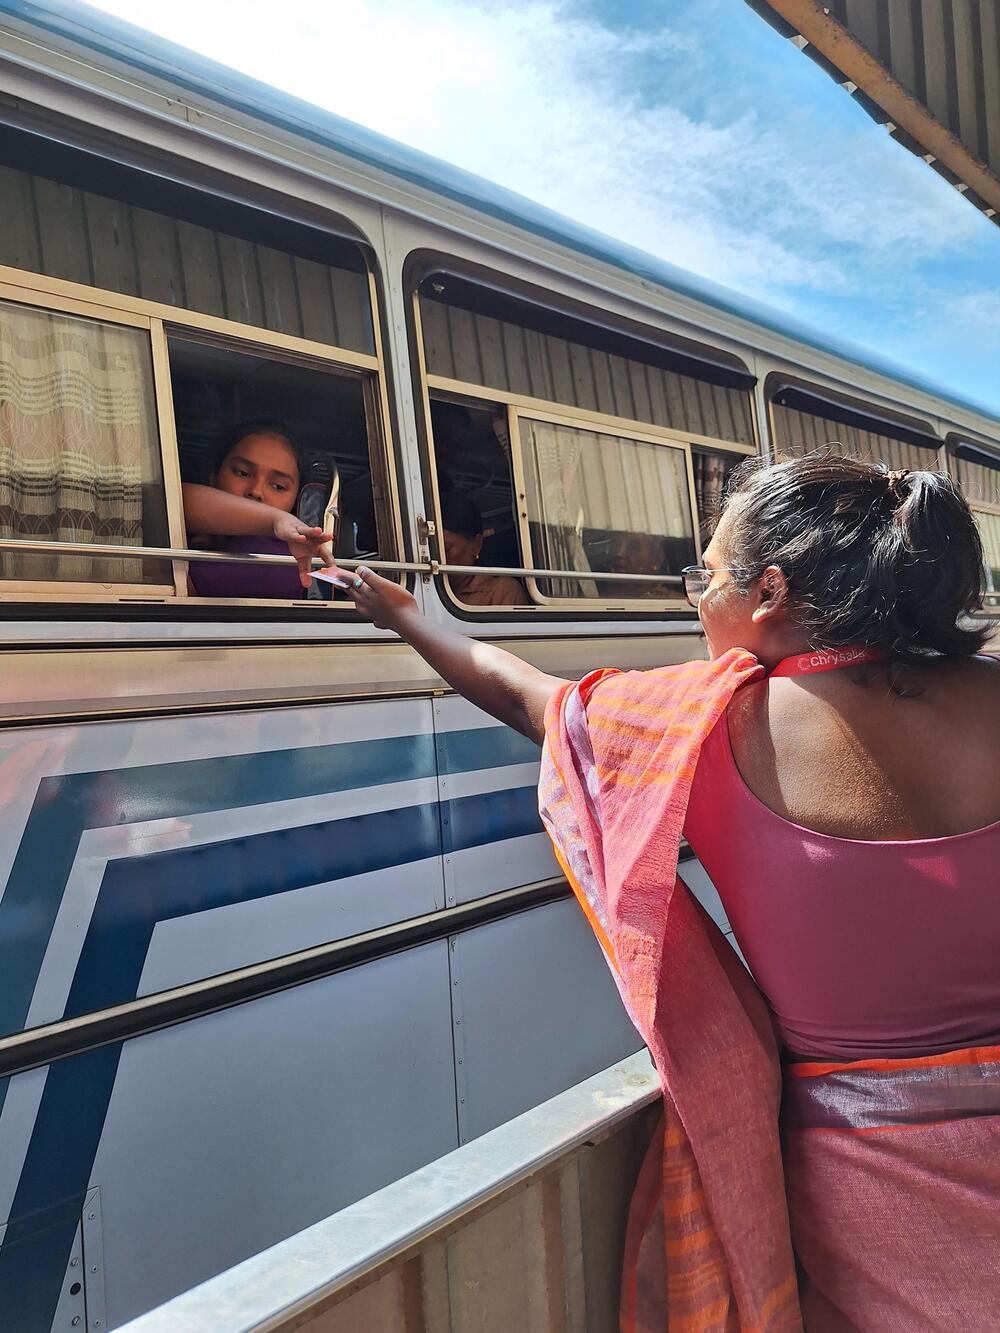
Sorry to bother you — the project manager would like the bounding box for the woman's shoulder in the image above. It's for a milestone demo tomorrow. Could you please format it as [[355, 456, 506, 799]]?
[[577, 651, 761, 720]]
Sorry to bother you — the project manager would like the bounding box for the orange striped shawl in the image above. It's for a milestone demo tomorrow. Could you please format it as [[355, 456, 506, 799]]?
[[539, 650, 801, 1332]]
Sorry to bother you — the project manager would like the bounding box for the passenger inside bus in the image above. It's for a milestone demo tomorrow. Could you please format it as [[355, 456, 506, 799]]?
[[600, 529, 677, 599], [183, 421, 335, 597], [429, 398, 523, 572], [441, 492, 526, 607]]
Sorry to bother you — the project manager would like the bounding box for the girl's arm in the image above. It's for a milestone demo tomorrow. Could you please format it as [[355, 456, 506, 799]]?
[[331, 565, 564, 743], [182, 483, 335, 588]]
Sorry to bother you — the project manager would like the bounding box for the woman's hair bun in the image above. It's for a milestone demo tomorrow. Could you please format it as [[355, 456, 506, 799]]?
[[722, 451, 991, 661]]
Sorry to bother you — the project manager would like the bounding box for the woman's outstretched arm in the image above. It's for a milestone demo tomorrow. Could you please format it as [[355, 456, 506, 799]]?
[[328, 565, 564, 744]]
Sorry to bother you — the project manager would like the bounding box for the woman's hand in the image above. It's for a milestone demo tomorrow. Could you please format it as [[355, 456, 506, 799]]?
[[325, 564, 418, 629], [272, 513, 336, 588]]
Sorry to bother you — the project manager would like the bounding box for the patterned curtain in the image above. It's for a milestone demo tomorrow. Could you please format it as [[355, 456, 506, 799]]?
[[520, 420, 600, 598], [0, 301, 165, 583], [520, 418, 695, 599]]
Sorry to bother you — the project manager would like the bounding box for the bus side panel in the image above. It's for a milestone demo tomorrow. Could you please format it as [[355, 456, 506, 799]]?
[[0, 946, 459, 1331], [431, 695, 644, 1140], [0, 698, 446, 1039], [452, 901, 643, 1142], [432, 694, 559, 905]]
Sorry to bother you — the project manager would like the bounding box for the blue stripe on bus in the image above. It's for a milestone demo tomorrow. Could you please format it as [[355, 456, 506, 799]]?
[[0, 781, 539, 1329], [0, 732, 437, 1042], [435, 725, 539, 775], [64, 800, 444, 1019], [0, 725, 535, 1043], [440, 786, 543, 854]]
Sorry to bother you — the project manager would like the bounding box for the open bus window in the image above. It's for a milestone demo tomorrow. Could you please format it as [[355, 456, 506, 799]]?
[[0, 297, 172, 590], [518, 416, 696, 602], [429, 397, 529, 607], [170, 335, 382, 601]]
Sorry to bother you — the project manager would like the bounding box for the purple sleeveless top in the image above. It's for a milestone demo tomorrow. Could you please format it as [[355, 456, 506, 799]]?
[[188, 535, 305, 600], [684, 714, 1000, 1061]]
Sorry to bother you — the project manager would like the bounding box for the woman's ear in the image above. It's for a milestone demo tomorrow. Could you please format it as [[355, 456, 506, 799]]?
[[750, 565, 789, 623]]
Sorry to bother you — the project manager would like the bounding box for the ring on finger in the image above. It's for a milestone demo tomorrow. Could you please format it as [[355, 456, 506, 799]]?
[[352, 575, 364, 590]]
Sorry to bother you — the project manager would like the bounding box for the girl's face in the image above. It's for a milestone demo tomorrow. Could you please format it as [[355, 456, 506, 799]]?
[[214, 433, 300, 513]]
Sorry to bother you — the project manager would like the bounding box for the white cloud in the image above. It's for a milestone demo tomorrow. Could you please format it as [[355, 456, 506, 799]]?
[[88, 0, 850, 292], [86, 0, 1000, 404]]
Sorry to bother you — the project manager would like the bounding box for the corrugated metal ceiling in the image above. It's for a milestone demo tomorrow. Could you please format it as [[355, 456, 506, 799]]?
[[746, 0, 1000, 226]]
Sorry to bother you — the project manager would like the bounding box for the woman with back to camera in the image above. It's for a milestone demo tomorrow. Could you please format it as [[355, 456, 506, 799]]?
[[327, 453, 1000, 1331], [183, 419, 334, 597]]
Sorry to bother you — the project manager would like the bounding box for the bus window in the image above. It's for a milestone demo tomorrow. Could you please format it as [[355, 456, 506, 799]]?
[[169, 335, 383, 601], [416, 270, 756, 611], [692, 446, 741, 545], [518, 416, 696, 602], [429, 396, 527, 607], [769, 382, 939, 469], [0, 297, 171, 590], [951, 441, 1000, 601], [952, 441, 1000, 509], [978, 512, 1000, 596]]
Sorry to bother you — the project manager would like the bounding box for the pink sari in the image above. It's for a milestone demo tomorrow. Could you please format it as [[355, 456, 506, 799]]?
[[539, 651, 1000, 1331]]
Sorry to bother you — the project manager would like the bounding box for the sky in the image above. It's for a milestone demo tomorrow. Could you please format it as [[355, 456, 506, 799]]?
[[93, 0, 1000, 417]]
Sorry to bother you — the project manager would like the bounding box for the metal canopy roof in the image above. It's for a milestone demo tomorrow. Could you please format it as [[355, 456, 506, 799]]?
[[746, 0, 1000, 226]]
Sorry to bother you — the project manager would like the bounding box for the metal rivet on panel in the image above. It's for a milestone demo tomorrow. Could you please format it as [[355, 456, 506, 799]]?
[[70, 1258, 79, 1267]]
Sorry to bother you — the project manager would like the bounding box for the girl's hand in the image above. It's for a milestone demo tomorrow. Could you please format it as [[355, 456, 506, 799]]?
[[272, 513, 336, 588], [324, 564, 418, 629]]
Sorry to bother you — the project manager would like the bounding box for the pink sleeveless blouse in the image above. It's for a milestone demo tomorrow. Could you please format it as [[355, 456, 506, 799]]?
[[684, 713, 1000, 1061]]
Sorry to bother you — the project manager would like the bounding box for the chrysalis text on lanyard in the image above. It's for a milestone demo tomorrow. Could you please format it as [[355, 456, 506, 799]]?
[[769, 645, 888, 678]]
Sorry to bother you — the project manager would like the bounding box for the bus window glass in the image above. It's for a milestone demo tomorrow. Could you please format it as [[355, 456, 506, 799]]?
[[0, 146, 375, 355], [976, 512, 1000, 595], [169, 336, 384, 601], [0, 299, 170, 586], [952, 444, 1000, 509], [519, 417, 695, 600], [692, 446, 740, 545], [770, 387, 937, 469], [429, 397, 527, 606], [419, 282, 756, 446]]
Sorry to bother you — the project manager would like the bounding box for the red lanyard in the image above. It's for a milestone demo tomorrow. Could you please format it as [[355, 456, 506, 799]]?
[[769, 645, 888, 678]]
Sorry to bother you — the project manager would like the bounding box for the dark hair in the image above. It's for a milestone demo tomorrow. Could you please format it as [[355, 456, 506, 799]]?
[[440, 491, 484, 540], [214, 419, 305, 483], [720, 451, 991, 661]]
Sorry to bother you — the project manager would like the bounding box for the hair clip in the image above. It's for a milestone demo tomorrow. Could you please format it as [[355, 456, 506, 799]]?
[[885, 469, 909, 486]]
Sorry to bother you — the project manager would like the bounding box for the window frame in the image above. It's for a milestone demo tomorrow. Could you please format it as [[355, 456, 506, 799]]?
[[0, 276, 182, 601], [948, 436, 1000, 606], [764, 374, 943, 468], [413, 290, 757, 616], [510, 405, 701, 610], [0, 262, 403, 611], [975, 510, 1000, 601]]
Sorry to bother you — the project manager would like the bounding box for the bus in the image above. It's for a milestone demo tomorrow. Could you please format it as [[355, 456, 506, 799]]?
[[0, 3, 997, 1328]]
